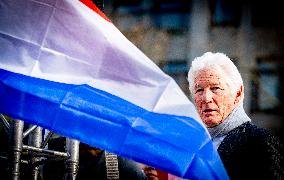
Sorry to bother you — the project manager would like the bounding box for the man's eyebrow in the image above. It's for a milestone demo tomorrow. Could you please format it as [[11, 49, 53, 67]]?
[[195, 83, 220, 87], [195, 85, 203, 89], [211, 83, 221, 86]]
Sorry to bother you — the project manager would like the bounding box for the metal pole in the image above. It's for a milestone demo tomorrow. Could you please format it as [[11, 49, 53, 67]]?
[[41, 131, 54, 148], [8, 119, 24, 180], [23, 145, 69, 158], [28, 126, 42, 180], [0, 114, 10, 134], [23, 125, 38, 138], [65, 139, 80, 180]]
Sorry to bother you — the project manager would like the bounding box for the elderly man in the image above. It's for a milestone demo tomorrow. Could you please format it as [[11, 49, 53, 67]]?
[[187, 52, 283, 179]]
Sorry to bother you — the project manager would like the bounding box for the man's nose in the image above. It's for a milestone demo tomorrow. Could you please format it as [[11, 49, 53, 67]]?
[[202, 89, 213, 103]]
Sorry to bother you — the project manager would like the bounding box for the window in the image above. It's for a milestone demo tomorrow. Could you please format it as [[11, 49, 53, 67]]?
[[111, 0, 145, 15], [251, 57, 284, 114], [209, 0, 242, 27], [160, 60, 189, 95], [250, 0, 284, 27], [151, 0, 191, 33]]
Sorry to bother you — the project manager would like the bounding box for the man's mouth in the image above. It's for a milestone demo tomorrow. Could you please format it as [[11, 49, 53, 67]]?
[[203, 109, 216, 113]]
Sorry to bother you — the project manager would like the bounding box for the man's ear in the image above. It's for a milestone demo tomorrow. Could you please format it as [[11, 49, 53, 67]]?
[[234, 85, 243, 105]]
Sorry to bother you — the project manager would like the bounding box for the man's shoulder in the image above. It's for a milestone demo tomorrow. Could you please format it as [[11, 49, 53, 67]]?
[[225, 122, 272, 141], [218, 122, 282, 155], [218, 122, 284, 179]]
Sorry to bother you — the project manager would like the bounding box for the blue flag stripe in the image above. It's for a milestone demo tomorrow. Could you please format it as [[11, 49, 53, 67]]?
[[0, 68, 227, 179]]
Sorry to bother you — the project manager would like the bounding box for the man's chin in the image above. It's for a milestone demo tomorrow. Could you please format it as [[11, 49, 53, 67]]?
[[203, 118, 220, 128]]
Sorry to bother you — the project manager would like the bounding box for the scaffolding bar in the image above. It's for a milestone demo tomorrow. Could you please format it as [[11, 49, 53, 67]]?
[[23, 145, 69, 158], [0, 114, 10, 134], [28, 126, 42, 180], [0, 155, 29, 164], [23, 125, 38, 139], [40, 131, 53, 148], [65, 139, 79, 180], [8, 119, 24, 180]]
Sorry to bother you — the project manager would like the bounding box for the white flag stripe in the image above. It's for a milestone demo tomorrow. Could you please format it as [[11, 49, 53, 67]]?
[[0, 0, 200, 119]]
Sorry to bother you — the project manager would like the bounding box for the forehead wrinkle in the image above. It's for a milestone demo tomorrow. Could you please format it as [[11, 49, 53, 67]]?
[[194, 78, 222, 87], [194, 69, 225, 87]]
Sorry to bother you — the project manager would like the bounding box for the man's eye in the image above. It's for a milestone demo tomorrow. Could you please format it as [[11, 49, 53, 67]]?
[[211, 87, 223, 92], [195, 89, 203, 93], [211, 87, 220, 90]]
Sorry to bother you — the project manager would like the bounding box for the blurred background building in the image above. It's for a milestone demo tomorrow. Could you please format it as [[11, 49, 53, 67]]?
[[103, 0, 284, 142]]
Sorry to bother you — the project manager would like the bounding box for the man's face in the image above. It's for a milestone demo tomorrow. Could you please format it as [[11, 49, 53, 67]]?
[[194, 68, 236, 128], [139, 164, 159, 180]]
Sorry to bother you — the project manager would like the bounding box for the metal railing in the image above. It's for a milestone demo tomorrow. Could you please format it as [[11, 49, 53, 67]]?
[[0, 115, 79, 180]]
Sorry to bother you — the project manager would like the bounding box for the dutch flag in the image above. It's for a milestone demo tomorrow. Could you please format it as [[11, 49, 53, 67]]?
[[0, 0, 228, 179]]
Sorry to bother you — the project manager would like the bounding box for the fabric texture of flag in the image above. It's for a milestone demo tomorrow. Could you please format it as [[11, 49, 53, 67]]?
[[0, 0, 228, 179]]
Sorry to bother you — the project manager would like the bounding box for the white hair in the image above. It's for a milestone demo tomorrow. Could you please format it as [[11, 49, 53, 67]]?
[[187, 52, 244, 101]]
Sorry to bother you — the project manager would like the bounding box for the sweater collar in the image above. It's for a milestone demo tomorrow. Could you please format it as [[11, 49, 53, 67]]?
[[207, 104, 251, 139]]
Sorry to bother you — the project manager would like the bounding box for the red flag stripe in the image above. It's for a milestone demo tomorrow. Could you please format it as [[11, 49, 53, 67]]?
[[79, 0, 111, 22]]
